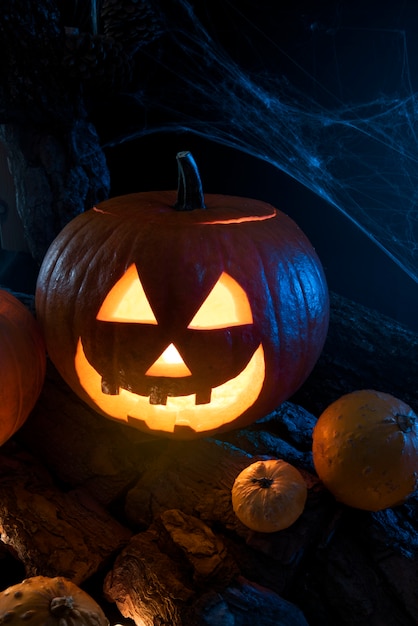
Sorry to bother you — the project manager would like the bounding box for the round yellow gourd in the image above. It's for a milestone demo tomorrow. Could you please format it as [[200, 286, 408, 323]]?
[[0, 576, 109, 626], [312, 389, 418, 511], [231, 458, 307, 532]]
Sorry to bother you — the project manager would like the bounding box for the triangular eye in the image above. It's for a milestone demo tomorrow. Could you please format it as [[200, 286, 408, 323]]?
[[188, 272, 253, 330], [96, 263, 158, 324]]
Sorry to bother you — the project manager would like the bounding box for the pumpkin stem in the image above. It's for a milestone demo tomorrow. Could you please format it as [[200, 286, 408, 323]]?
[[174, 151, 206, 211], [252, 477, 274, 489], [396, 413, 416, 433], [50, 596, 74, 617]]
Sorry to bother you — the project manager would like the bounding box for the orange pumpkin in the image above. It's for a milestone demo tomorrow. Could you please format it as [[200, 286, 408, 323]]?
[[35, 152, 329, 439], [231, 459, 307, 532], [0, 576, 108, 626], [0, 290, 46, 445], [312, 389, 418, 511]]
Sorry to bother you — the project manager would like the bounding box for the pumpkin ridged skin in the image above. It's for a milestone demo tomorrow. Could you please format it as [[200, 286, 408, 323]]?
[[312, 389, 418, 511], [0, 576, 109, 626], [231, 459, 308, 532], [35, 190, 329, 439], [0, 290, 46, 445]]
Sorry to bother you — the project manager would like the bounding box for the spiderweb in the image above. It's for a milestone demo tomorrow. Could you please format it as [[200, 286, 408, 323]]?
[[118, 0, 418, 284]]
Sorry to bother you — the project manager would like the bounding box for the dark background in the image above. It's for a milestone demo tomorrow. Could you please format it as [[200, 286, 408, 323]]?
[[2, 0, 418, 332], [102, 0, 418, 332]]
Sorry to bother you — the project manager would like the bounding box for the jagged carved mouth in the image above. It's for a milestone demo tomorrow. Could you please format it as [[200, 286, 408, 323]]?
[[100, 375, 214, 407], [74, 338, 265, 433]]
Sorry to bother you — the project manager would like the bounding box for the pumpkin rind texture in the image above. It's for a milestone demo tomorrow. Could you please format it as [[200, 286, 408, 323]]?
[[231, 459, 308, 532], [0, 576, 109, 626], [35, 165, 329, 439], [312, 389, 418, 511], [0, 290, 46, 446]]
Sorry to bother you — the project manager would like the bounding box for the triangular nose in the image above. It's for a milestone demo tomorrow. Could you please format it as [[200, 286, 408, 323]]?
[[145, 343, 192, 377]]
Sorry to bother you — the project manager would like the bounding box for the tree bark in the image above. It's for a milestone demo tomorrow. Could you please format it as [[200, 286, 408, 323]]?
[[0, 121, 110, 263], [0, 440, 131, 585], [292, 291, 418, 415], [103, 511, 310, 626]]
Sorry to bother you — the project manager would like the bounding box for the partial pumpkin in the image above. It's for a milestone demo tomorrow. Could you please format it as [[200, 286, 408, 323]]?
[[231, 459, 308, 532], [36, 151, 329, 439], [312, 389, 418, 511], [0, 290, 46, 445], [0, 576, 109, 626]]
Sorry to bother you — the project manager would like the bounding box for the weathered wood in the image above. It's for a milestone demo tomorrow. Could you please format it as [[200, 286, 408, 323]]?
[[123, 436, 335, 601], [219, 402, 317, 472], [104, 510, 310, 626], [191, 576, 310, 626], [125, 438, 253, 528], [104, 523, 194, 626], [0, 122, 110, 262], [0, 440, 131, 585], [292, 505, 418, 626], [292, 291, 418, 415]]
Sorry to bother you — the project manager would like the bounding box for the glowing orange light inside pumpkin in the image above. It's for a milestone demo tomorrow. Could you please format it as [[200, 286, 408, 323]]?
[[188, 271, 253, 329], [74, 267, 265, 434], [75, 339, 265, 433], [97, 265, 253, 330], [97, 264, 157, 323], [146, 343, 192, 377]]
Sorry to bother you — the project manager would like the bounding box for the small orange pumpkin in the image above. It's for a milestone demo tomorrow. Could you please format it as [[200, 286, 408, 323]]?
[[231, 459, 307, 532], [0, 290, 46, 445], [0, 576, 108, 626], [312, 389, 418, 511]]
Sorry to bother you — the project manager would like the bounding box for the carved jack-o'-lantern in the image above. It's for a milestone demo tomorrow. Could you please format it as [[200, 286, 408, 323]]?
[[35, 152, 329, 439]]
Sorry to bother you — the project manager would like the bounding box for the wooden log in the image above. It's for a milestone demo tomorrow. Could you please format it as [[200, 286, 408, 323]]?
[[104, 511, 310, 626], [190, 576, 310, 626], [104, 524, 194, 626], [118, 431, 418, 625], [292, 291, 418, 415], [291, 504, 418, 626], [123, 436, 335, 597], [218, 402, 317, 472], [124, 438, 252, 528], [0, 440, 131, 585]]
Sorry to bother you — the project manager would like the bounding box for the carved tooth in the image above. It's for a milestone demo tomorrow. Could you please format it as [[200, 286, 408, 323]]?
[[195, 388, 212, 405], [101, 378, 119, 395], [149, 386, 168, 405]]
